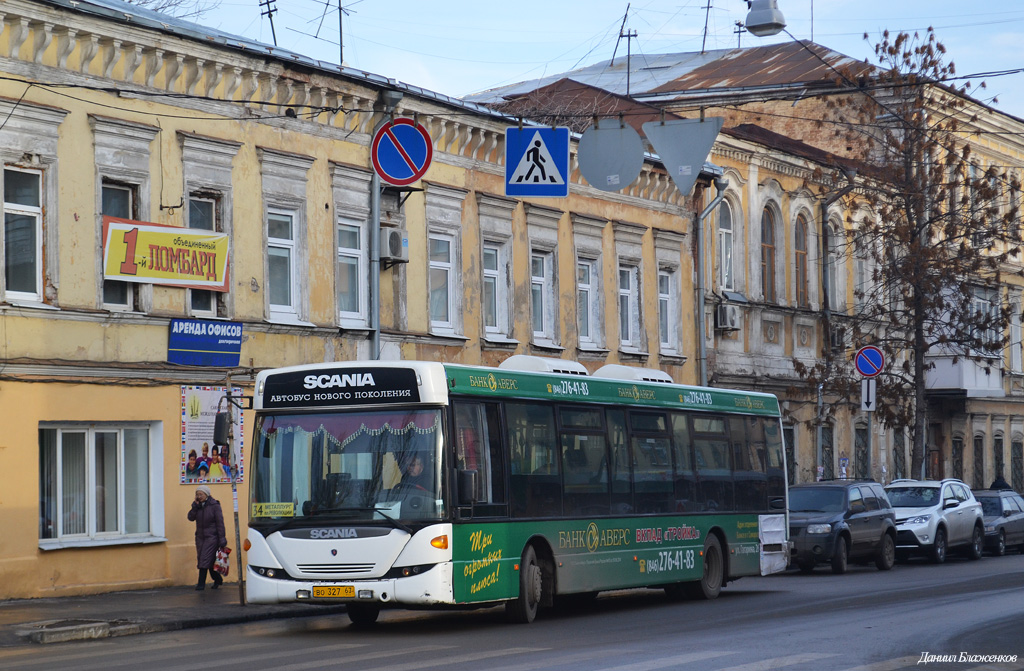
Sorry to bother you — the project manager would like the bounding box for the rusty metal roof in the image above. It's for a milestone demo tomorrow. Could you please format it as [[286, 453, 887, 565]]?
[[647, 41, 867, 95], [468, 41, 870, 105]]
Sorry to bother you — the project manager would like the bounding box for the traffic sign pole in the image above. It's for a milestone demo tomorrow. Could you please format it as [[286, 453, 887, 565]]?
[[854, 345, 884, 479]]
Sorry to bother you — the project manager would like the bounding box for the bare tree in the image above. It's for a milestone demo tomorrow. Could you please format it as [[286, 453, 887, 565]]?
[[797, 29, 1024, 479], [125, 0, 221, 20]]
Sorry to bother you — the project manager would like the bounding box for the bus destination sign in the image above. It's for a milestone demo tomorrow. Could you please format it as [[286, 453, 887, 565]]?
[[262, 367, 421, 409]]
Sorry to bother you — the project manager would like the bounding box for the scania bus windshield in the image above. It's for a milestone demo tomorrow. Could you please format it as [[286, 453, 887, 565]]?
[[250, 408, 444, 526]]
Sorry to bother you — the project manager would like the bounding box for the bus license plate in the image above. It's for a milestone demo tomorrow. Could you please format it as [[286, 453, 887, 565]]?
[[312, 585, 355, 598]]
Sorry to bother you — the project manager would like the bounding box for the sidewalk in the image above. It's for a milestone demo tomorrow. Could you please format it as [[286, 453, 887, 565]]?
[[0, 583, 347, 646]]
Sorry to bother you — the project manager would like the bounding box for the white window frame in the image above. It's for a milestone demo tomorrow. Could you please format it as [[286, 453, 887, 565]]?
[[429, 232, 456, 332], [618, 263, 640, 348], [101, 181, 139, 312], [826, 219, 843, 312], [39, 423, 165, 549], [527, 204, 561, 347], [3, 166, 43, 303], [794, 211, 810, 308], [0, 99, 64, 307], [531, 250, 555, 341], [572, 213, 606, 351], [267, 208, 298, 320], [426, 184, 468, 338], [1012, 300, 1023, 374], [93, 115, 157, 313], [577, 258, 598, 346], [331, 164, 375, 330], [970, 286, 1000, 355], [482, 241, 510, 337], [187, 194, 219, 318], [337, 217, 367, 324], [658, 269, 674, 349], [477, 194, 516, 342], [259, 148, 313, 325], [180, 132, 239, 321], [718, 200, 734, 291], [614, 221, 646, 354], [654, 230, 684, 357], [760, 205, 779, 303]]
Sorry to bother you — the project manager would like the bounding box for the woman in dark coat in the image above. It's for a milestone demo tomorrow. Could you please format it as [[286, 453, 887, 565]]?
[[187, 485, 226, 590]]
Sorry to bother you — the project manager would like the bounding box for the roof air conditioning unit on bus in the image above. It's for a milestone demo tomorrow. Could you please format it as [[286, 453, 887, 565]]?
[[715, 304, 741, 331], [380, 228, 409, 264], [593, 364, 674, 384]]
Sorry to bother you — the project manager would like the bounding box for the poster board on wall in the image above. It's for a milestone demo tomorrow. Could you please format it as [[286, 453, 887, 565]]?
[[181, 385, 244, 484]]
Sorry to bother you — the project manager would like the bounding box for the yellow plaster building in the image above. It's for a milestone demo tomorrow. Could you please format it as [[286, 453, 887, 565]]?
[[0, 0, 713, 598]]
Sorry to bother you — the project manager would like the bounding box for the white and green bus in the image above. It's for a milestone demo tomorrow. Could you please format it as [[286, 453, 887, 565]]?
[[245, 357, 789, 625]]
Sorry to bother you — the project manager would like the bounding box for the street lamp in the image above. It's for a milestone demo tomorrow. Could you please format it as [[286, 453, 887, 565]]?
[[744, 0, 786, 37]]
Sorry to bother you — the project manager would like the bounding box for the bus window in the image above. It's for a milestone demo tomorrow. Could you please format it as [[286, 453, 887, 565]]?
[[764, 420, 786, 501], [560, 432, 609, 516], [507, 402, 561, 518], [453, 401, 507, 516], [631, 411, 672, 514], [693, 415, 734, 512], [671, 413, 699, 511], [560, 407, 603, 429], [631, 412, 667, 432], [730, 416, 768, 512], [607, 409, 632, 514]]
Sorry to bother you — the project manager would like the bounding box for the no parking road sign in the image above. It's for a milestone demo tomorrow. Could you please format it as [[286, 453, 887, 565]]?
[[854, 345, 884, 378], [371, 118, 433, 186]]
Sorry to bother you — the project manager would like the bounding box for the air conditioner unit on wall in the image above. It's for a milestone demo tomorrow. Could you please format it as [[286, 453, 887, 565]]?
[[715, 304, 741, 331], [380, 228, 409, 264]]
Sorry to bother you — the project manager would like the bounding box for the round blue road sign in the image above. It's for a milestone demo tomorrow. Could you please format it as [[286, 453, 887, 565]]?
[[371, 118, 433, 186], [854, 345, 884, 377]]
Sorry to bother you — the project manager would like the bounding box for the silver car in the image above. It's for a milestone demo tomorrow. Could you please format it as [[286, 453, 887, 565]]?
[[883, 478, 984, 563]]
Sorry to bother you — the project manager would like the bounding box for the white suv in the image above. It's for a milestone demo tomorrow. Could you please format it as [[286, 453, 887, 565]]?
[[883, 478, 984, 563]]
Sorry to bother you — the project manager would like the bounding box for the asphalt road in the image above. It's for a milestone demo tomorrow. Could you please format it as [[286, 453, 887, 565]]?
[[2, 552, 1022, 671]]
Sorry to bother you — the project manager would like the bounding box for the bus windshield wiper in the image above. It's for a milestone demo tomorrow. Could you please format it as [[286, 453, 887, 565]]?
[[294, 504, 409, 536], [326, 506, 413, 534]]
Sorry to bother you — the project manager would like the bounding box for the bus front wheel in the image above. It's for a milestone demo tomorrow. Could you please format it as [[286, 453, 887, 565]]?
[[506, 545, 542, 623], [685, 535, 723, 600], [346, 602, 380, 627]]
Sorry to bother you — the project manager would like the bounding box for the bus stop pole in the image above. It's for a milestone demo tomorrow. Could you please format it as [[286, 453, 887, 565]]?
[[226, 372, 245, 606]]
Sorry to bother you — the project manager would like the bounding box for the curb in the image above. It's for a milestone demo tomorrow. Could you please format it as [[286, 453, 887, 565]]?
[[14, 605, 349, 644]]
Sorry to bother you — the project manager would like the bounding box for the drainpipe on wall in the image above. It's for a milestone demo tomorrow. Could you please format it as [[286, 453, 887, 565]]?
[[816, 168, 857, 478], [696, 177, 729, 387]]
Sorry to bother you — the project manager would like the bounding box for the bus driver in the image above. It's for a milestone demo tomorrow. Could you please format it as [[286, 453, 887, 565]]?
[[400, 455, 429, 491]]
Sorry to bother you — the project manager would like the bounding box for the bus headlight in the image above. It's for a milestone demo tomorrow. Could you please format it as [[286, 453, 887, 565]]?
[[252, 565, 292, 580]]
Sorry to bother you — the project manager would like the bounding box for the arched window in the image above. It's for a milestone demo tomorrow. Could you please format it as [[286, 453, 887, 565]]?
[[826, 222, 841, 311], [717, 201, 733, 291], [795, 214, 808, 307], [761, 207, 776, 303]]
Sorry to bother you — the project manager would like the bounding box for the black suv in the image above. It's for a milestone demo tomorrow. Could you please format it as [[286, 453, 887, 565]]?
[[788, 480, 897, 574]]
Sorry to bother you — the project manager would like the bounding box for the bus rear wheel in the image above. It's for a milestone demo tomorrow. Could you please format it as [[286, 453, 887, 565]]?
[[685, 535, 723, 600], [346, 603, 380, 627], [506, 545, 542, 623]]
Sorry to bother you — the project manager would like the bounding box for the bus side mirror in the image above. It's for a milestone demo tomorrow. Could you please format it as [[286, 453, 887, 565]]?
[[214, 412, 231, 447], [769, 497, 786, 510], [458, 469, 478, 506]]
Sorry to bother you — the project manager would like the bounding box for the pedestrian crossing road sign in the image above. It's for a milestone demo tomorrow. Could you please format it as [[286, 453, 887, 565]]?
[[505, 127, 570, 197]]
